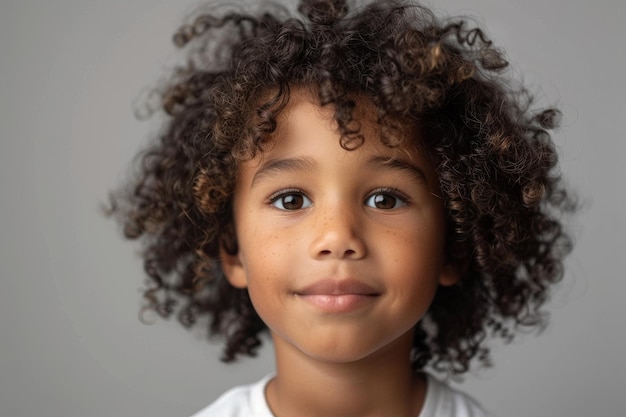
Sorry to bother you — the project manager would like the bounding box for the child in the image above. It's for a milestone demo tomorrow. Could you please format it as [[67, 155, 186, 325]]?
[[112, 0, 574, 415]]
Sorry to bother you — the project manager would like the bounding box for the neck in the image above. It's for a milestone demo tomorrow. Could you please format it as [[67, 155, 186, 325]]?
[[266, 331, 427, 417]]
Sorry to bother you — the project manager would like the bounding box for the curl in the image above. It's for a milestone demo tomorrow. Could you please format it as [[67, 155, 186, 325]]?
[[111, 0, 576, 374]]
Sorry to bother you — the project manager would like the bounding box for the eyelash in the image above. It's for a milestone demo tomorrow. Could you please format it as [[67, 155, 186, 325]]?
[[267, 187, 411, 211], [268, 188, 312, 211], [365, 187, 410, 209]]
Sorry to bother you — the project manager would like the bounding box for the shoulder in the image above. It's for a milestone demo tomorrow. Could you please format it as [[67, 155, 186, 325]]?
[[189, 375, 275, 417], [420, 374, 495, 417]]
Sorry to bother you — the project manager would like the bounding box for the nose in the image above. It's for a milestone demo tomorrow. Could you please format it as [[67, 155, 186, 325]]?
[[309, 207, 367, 260]]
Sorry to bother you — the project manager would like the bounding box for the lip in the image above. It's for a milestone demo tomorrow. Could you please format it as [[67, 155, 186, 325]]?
[[294, 279, 380, 313]]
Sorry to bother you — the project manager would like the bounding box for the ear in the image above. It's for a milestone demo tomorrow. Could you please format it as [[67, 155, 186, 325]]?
[[438, 240, 471, 286], [219, 245, 247, 289], [438, 263, 463, 287]]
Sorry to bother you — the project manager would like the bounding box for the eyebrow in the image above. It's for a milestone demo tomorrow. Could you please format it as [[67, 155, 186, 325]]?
[[365, 156, 428, 184], [249, 155, 428, 186], [251, 157, 317, 186]]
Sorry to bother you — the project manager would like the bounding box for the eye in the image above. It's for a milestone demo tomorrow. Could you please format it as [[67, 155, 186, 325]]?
[[270, 190, 312, 211], [364, 189, 408, 209]]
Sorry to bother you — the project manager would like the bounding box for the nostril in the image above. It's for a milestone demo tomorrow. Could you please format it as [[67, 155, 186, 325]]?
[[311, 234, 366, 260]]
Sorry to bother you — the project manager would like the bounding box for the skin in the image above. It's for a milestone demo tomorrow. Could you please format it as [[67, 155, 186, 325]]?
[[220, 91, 460, 417]]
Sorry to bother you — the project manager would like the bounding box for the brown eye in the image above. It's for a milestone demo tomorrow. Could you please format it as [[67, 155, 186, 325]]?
[[365, 191, 407, 209], [271, 192, 312, 210]]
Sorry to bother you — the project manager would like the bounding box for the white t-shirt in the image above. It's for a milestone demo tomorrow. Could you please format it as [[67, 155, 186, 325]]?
[[190, 374, 493, 417]]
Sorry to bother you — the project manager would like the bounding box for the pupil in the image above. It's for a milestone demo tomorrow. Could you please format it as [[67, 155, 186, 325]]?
[[283, 195, 302, 209], [375, 194, 394, 209]]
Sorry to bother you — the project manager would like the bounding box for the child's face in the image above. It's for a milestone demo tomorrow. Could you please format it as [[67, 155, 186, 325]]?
[[221, 92, 459, 364]]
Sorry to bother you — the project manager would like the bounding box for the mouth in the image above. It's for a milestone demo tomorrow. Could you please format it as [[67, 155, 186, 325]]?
[[294, 279, 381, 313]]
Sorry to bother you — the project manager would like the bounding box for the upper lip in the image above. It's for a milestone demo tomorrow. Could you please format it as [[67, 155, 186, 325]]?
[[295, 279, 380, 296]]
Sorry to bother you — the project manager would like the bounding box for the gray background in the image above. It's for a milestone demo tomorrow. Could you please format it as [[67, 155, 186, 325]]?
[[1, 0, 624, 416]]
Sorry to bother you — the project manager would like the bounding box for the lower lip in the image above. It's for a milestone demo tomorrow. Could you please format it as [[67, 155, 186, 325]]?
[[297, 294, 378, 313]]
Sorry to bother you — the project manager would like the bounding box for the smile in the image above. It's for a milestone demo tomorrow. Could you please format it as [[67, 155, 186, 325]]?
[[294, 279, 381, 313]]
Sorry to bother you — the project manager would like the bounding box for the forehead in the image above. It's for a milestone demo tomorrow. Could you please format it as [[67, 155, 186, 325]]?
[[253, 87, 425, 159], [239, 90, 440, 186]]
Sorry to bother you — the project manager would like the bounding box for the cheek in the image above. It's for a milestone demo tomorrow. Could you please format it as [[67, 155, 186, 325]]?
[[390, 221, 447, 290], [244, 263, 279, 322], [238, 230, 293, 302]]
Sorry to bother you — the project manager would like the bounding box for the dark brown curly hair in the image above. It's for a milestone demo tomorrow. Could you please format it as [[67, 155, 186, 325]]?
[[111, 0, 574, 375]]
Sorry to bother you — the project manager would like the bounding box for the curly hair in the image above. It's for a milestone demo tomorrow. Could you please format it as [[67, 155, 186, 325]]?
[[111, 0, 574, 375]]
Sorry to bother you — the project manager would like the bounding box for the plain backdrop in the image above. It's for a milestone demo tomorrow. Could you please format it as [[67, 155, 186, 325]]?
[[1, 0, 624, 416]]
